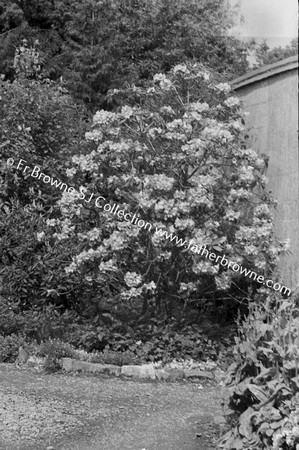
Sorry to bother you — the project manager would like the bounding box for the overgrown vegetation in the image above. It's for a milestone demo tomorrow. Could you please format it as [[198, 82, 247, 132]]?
[[218, 294, 299, 450]]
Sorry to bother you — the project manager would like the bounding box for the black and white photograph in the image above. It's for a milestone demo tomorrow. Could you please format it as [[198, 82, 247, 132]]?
[[0, 1, 298, 449]]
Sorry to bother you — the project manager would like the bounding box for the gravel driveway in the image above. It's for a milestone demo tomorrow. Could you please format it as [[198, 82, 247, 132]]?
[[0, 363, 222, 450]]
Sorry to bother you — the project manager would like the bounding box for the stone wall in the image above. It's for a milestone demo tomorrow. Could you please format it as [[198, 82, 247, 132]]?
[[232, 55, 299, 291]]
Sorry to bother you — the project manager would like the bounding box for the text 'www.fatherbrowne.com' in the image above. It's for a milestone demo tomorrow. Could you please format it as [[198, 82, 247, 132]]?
[[154, 228, 291, 296], [8, 157, 292, 297]]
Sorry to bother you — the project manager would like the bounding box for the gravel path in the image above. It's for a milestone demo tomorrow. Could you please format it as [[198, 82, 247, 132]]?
[[0, 363, 222, 450]]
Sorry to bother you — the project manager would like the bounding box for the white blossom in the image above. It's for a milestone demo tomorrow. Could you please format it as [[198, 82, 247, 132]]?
[[224, 97, 240, 107], [120, 105, 134, 119], [214, 82, 231, 92], [124, 272, 142, 288], [66, 167, 77, 178], [37, 231, 45, 241], [173, 64, 190, 74]]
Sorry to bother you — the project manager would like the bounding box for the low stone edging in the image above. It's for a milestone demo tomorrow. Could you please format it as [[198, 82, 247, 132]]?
[[60, 357, 215, 381]]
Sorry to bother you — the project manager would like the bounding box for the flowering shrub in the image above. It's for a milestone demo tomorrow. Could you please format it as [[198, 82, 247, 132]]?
[[41, 62, 286, 320], [218, 294, 299, 450]]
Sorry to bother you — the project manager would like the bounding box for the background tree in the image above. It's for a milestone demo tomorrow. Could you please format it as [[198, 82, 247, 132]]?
[[248, 38, 298, 68], [0, 0, 249, 109]]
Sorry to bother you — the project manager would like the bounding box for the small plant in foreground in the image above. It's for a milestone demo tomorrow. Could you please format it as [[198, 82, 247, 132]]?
[[36, 338, 76, 359], [0, 334, 35, 363], [35, 338, 77, 372], [89, 348, 144, 366]]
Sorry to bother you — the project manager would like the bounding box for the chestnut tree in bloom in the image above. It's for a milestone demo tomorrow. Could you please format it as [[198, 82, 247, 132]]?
[[43, 62, 285, 320]]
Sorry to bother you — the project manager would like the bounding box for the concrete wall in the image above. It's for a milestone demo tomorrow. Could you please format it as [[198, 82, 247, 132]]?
[[233, 55, 299, 290]]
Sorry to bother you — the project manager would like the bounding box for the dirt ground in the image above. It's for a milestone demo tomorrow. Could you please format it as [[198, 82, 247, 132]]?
[[0, 363, 222, 450]]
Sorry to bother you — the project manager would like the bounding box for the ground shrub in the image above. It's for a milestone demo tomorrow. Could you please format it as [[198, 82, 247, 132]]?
[[43, 355, 62, 373], [36, 338, 76, 360], [88, 349, 145, 366], [103, 326, 218, 363], [0, 300, 80, 343], [218, 293, 299, 450], [0, 301, 234, 367], [35, 338, 77, 373], [0, 334, 35, 362], [63, 319, 231, 364]]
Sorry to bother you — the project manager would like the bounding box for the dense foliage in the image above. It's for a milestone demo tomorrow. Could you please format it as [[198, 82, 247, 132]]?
[[0, 0, 250, 107], [1, 1, 297, 109], [219, 293, 299, 450], [0, 44, 91, 312]]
